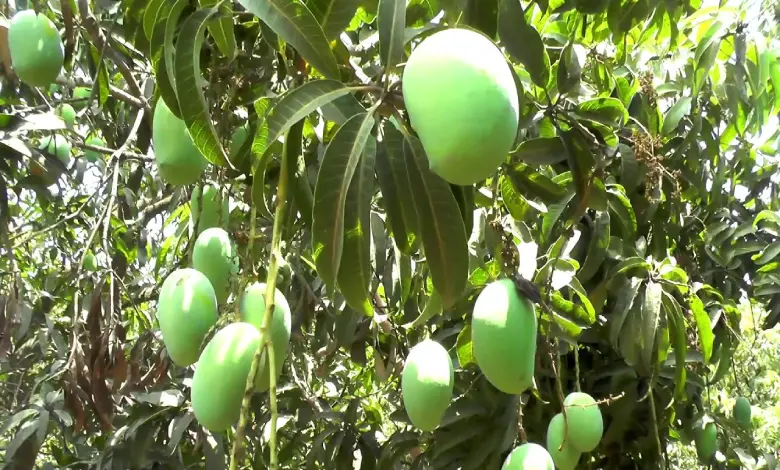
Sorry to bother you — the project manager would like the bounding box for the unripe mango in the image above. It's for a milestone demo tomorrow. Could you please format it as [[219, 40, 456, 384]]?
[[502, 443, 554, 470], [546, 413, 582, 470], [562, 392, 603, 452], [73, 87, 91, 109], [734, 397, 751, 428], [191, 322, 262, 432], [8, 10, 64, 88], [471, 279, 537, 394], [402, 28, 519, 186], [83, 251, 97, 272], [240, 282, 292, 392], [401, 339, 454, 431], [190, 185, 230, 235], [55, 103, 76, 129], [695, 421, 718, 463], [192, 227, 239, 304], [152, 98, 208, 186], [84, 136, 105, 162], [156, 268, 219, 367]]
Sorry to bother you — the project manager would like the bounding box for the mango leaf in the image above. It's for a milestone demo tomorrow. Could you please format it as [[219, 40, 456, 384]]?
[[504, 163, 567, 204], [199, 0, 236, 59], [455, 324, 474, 367], [640, 280, 662, 372], [609, 276, 642, 350], [375, 122, 419, 255], [577, 210, 610, 282], [312, 111, 377, 294], [402, 136, 469, 308], [510, 137, 567, 165], [236, 0, 341, 80], [689, 294, 713, 364], [751, 240, 780, 265], [306, 0, 360, 40], [337, 135, 376, 317], [560, 129, 595, 200], [557, 41, 581, 95], [662, 96, 692, 135], [149, 0, 185, 118], [606, 185, 637, 240], [174, 7, 229, 166], [378, 0, 406, 73], [710, 331, 733, 385], [498, 0, 550, 88], [576, 97, 628, 126], [549, 290, 592, 325], [265, 80, 361, 147], [408, 290, 443, 329], [661, 290, 687, 400], [251, 98, 274, 220]]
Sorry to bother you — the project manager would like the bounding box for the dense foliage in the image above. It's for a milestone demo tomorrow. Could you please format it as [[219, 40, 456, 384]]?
[[1, 0, 780, 468]]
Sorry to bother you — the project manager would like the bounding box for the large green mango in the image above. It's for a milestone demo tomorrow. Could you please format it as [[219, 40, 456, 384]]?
[[401, 339, 454, 431], [192, 227, 239, 305], [546, 413, 582, 470], [501, 442, 554, 470], [191, 322, 262, 432], [239, 282, 292, 392], [471, 278, 537, 394], [401, 27, 519, 186], [156, 268, 219, 367], [562, 392, 603, 452], [151, 98, 208, 185], [8, 10, 63, 87]]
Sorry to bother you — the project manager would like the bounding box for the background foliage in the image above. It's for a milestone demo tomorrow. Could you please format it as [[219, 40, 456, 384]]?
[[1, 0, 780, 468]]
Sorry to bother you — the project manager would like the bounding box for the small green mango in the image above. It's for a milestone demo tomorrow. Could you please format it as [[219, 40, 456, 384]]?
[[401, 339, 454, 431], [471, 278, 537, 394], [546, 413, 582, 470], [562, 392, 603, 452], [734, 397, 751, 428], [240, 282, 292, 392], [156, 268, 219, 367], [190, 185, 230, 235], [501, 442, 554, 470], [695, 421, 718, 463], [191, 322, 262, 432], [192, 227, 239, 305]]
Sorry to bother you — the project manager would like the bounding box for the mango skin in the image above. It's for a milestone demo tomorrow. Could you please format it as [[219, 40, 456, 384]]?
[[563, 392, 603, 452], [156, 268, 219, 367], [39, 134, 72, 165], [734, 397, 751, 428], [83, 251, 97, 272], [502, 443, 554, 470], [471, 278, 537, 394], [695, 421, 718, 463], [152, 98, 208, 186], [191, 322, 262, 432], [402, 28, 519, 186], [73, 87, 91, 109], [192, 227, 239, 305], [8, 10, 64, 88], [240, 282, 292, 392], [546, 413, 582, 470], [55, 103, 76, 129], [401, 339, 454, 432], [190, 185, 230, 235], [84, 136, 105, 162]]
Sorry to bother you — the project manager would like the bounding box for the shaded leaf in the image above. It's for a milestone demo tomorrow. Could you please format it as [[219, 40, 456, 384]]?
[[402, 136, 469, 308], [498, 0, 550, 88], [174, 7, 229, 166], [510, 137, 567, 166], [236, 0, 341, 79], [378, 0, 406, 73], [312, 111, 377, 294]]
